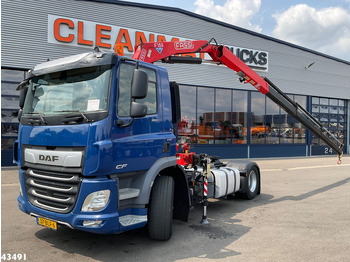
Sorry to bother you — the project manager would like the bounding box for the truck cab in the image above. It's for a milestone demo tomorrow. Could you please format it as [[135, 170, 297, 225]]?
[[15, 51, 182, 235]]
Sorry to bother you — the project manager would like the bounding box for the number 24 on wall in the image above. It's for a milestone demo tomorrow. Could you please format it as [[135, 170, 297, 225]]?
[[325, 147, 333, 154]]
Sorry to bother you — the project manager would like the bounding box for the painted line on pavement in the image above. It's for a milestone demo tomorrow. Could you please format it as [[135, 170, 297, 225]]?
[[260, 169, 283, 172], [288, 163, 350, 170], [261, 164, 350, 172], [2, 183, 20, 187]]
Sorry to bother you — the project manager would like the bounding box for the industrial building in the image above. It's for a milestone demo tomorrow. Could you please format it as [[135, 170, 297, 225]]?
[[2, 0, 349, 166]]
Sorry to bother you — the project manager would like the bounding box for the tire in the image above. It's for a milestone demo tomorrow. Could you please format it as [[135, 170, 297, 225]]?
[[239, 166, 260, 200], [148, 175, 174, 241]]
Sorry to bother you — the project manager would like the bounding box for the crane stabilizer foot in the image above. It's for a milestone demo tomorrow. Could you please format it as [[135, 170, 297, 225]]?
[[200, 218, 210, 225], [200, 203, 209, 225]]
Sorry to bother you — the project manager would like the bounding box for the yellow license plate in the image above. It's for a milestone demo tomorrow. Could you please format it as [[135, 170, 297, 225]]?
[[37, 217, 57, 230]]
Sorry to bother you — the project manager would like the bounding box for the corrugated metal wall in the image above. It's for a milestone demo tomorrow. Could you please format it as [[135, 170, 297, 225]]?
[[2, 0, 350, 98]]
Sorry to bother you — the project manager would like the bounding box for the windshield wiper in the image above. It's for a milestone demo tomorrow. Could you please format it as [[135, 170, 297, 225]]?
[[54, 110, 93, 123], [26, 112, 47, 125]]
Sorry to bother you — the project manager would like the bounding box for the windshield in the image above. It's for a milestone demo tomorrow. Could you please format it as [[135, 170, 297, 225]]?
[[23, 65, 111, 115]]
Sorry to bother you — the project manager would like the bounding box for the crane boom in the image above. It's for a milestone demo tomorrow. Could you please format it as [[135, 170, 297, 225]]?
[[132, 39, 269, 94], [132, 39, 344, 161]]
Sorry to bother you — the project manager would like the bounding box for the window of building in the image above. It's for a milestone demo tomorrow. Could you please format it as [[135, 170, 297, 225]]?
[[2, 69, 25, 82], [2, 82, 20, 96], [266, 97, 280, 144], [294, 95, 307, 144], [280, 108, 293, 144], [215, 89, 232, 144], [1, 69, 25, 154], [311, 96, 347, 147], [251, 92, 266, 144], [250, 92, 308, 145], [232, 90, 248, 144], [1, 109, 19, 123], [197, 87, 215, 144], [178, 85, 249, 145], [178, 85, 196, 144], [338, 100, 347, 145], [1, 123, 19, 137]]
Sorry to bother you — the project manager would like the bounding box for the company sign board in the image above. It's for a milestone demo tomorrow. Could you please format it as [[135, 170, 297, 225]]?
[[48, 15, 268, 71]]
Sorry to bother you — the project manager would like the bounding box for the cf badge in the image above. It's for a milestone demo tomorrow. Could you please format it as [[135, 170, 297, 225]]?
[[116, 164, 128, 169]]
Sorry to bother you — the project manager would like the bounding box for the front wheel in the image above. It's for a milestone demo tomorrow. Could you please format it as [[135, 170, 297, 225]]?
[[148, 175, 174, 241], [239, 166, 260, 200]]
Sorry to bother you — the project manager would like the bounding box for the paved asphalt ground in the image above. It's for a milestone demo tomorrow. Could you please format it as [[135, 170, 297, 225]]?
[[1, 156, 350, 262]]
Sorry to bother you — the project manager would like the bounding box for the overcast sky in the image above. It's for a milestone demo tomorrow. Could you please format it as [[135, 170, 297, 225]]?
[[122, 0, 350, 62]]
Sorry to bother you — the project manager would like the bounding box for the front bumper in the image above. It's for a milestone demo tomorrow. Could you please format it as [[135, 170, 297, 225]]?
[[17, 169, 147, 234]]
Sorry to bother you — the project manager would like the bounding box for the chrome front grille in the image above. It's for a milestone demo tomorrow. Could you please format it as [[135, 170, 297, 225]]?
[[24, 168, 81, 213]]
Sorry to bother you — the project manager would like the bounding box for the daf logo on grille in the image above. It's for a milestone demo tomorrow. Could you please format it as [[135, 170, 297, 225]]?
[[39, 154, 59, 162]]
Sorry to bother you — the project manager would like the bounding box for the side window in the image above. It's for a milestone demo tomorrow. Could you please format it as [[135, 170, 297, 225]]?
[[137, 67, 157, 114], [117, 63, 157, 116], [118, 63, 133, 117]]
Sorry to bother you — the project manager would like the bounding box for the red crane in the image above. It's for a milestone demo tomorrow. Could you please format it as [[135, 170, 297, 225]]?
[[131, 39, 344, 163]]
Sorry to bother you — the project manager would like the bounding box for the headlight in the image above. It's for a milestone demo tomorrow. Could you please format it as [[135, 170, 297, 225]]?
[[81, 190, 110, 212]]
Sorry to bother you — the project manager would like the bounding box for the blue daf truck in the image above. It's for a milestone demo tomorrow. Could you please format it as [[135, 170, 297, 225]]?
[[14, 40, 343, 241]]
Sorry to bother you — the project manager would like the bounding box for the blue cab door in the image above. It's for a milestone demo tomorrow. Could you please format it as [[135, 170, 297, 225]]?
[[111, 61, 169, 174]]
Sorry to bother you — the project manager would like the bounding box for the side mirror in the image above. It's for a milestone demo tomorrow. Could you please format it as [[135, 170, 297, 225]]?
[[131, 69, 148, 99], [18, 109, 23, 121], [130, 102, 147, 118], [19, 86, 28, 109], [117, 102, 147, 128], [117, 69, 148, 128]]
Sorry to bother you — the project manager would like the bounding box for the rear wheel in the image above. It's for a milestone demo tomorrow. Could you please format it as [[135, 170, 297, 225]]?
[[239, 166, 260, 200], [148, 175, 174, 241]]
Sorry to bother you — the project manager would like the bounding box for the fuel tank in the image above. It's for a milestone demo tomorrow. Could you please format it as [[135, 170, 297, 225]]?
[[209, 166, 240, 198]]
